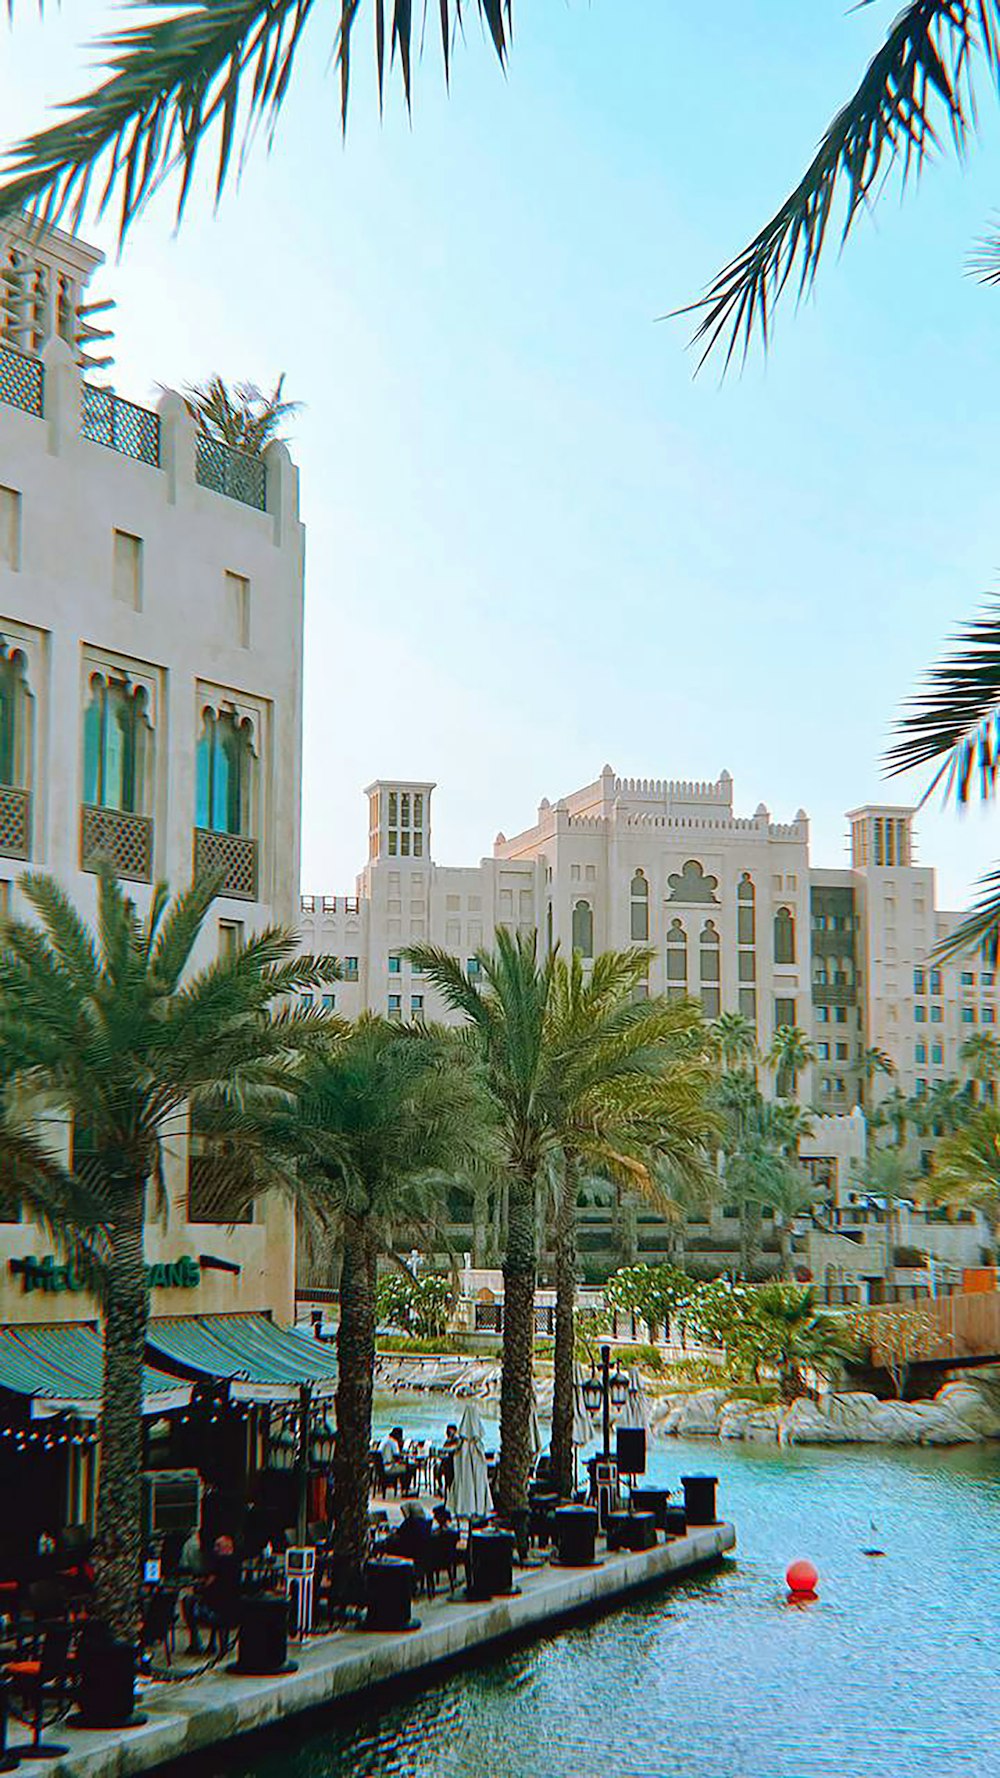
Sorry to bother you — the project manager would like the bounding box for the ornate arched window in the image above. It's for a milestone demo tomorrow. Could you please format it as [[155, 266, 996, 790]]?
[[572, 899, 594, 959], [196, 707, 256, 836], [0, 645, 32, 789], [700, 919, 720, 1016], [666, 918, 687, 994], [630, 870, 649, 942], [737, 873, 755, 943], [83, 672, 151, 813], [774, 905, 796, 965]]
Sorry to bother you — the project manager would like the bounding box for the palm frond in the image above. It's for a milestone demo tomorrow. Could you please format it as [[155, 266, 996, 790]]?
[[887, 598, 1000, 803], [686, 0, 996, 371], [932, 865, 1000, 962], [0, 0, 511, 240]]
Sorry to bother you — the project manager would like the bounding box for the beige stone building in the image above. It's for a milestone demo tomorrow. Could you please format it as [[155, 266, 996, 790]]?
[[0, 214, 304, 1329]]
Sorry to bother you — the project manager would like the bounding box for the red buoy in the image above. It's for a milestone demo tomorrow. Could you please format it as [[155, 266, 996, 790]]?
[[786, 1559, 818, 1598]]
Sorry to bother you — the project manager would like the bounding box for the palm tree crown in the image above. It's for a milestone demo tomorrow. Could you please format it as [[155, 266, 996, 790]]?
[[0, 867, 328, 1635], [182, 375, 300, 456]]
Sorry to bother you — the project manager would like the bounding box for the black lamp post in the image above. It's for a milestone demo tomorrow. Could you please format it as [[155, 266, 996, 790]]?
[[582, 1345, 629, 1460]]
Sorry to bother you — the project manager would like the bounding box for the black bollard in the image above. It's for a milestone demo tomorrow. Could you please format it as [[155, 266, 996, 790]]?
[[364, 1557, 419, 1631], [0, 1675, 18, 1772], [230, 1595, 296, 1676], [680, 1474, 719, 1526], [466, 1530, 517, 1600], [553, 1506, 599, 1566]]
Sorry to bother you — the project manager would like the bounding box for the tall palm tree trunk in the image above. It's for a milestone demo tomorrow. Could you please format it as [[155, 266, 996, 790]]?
[[332, 1214, 376, 1587], [495, 1165, 536, 1520], [550, 1157, 578, 1501], [95, 1181, 148, 1641]]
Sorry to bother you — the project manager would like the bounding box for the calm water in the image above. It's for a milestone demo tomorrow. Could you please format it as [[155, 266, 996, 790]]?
[[230, 1396, 1000, 1778]]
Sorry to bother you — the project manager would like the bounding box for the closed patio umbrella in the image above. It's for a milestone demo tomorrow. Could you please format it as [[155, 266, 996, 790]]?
[[572, 1362, 595, 1448], [621, 1366, 651, 1435], [450, 1401, 492, 1521], [529, 1379, 543, 1462]]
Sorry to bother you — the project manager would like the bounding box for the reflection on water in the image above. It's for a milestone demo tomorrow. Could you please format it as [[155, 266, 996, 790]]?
[[223, 1395, 1000, 1778]]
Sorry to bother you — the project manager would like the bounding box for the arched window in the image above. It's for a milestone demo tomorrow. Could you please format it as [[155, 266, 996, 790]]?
[[546, 901, 554, 954], [700, 919, 720, 1016], [0, 646, 32, 788], [737, 873, 755, 943], [572, 899, 594, 959], [630, 870, 649, 942], [83, 673, 151, 813], [666, 918, 687, 996], [196, 707, 256, 836], [774, 905, 796, 965]]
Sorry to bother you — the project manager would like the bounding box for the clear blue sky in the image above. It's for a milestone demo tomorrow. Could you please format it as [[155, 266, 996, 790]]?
[[3, 2, 1000, 908]]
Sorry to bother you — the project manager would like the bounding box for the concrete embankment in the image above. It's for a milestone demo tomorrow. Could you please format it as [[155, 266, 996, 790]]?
[[18, 1525, 734, 1778]]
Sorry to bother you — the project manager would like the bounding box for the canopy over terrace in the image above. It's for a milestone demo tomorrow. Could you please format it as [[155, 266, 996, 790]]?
[[146, 1314, 338, 1401], [0, 1323, 192, 1418]]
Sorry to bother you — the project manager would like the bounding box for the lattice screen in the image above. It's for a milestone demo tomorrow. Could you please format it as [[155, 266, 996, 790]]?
[[0, 345, 43, 417], [193, 828, 258, 900], [80, 805, 153, 882], [0, 786, 31, 859]]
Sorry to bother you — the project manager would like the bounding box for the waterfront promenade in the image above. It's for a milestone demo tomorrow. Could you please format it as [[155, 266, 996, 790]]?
[[9, 1523, 734, 1778]]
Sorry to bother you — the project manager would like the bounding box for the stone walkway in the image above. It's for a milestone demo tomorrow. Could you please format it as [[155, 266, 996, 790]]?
[[7, 1523, 735, 1778]]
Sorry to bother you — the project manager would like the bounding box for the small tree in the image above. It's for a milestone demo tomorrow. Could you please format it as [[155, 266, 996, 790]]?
[[845, 1302, 950, 1399], [604, 1262, 690, 1343], [376, 1270, 455, 1339]]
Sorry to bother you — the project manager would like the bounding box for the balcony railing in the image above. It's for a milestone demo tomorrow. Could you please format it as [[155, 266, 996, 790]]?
[[81, 384, 160, 466], [81, 805, 153, 883], [0, 344, 43, 418], [196, 436, 266, 511], [299, 893, 361, 915], [0, 785, 31, 860], [193, 828, 258, 901]]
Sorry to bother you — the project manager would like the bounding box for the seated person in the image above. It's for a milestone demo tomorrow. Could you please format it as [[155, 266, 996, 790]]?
[[178, 1529, 206, 1576], [382, 1503, 433, 1562], [379, 1426, 413, 1493], [182, 1535, 242, 1653]]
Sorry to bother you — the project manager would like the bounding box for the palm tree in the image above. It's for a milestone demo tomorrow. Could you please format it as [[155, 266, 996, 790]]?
[[859, 1046, 896, 1115], [407, 930, 558, 1521], [0, 3, 513, 234], [254, 1018, 489, 1581], [0, 869, 326, 1638], [767, 1025, 815, 1100], [708, 1011, 758, 1074], [182, 375, 301, 456], [927, 1107, 1000, 1238], [871, 1086, 914, 1151], [961, 1032, 1000, 1104], [544, 952, 717, 1499], [921, 1076, 972, 1140], [752, 1282, 855, 1401], [851, 1144, 922, 1292]]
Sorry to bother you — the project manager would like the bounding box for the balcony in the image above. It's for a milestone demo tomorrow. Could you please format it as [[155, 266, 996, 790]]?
[[0, 344, 43, 418], [193, 828, 258, 901], [81, 384, 160, 466], [0, 785, 31, 860], [196, 437, 266, 512], [81, 805, 153, 883]]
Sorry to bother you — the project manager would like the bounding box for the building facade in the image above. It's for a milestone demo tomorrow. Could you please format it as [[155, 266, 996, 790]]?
[[298, 770, 995, 1287], [0, 215, 305, 1327]]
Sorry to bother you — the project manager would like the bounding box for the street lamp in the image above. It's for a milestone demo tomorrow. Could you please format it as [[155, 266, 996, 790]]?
[[582, 1345, 629, 1459]]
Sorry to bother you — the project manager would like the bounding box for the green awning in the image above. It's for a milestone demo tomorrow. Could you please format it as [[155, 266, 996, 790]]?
[[0, 1323, 193, 1419], [147, 1314, 338, 1400]]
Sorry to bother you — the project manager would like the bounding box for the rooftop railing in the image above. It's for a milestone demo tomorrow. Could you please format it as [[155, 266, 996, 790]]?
[[0, 347, 274, 515], [0, 343, 43, 417], [81, 383, 161, 466], [196, 435, 267, 511]]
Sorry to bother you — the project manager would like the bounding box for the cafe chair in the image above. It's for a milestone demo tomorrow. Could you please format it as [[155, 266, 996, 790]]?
[[140, 1589, 177, 1667], [3, 1623, 75, 1758]]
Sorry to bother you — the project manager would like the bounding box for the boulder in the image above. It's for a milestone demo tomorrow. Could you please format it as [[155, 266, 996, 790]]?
[[671, 1389, 730, 1436], [718, 1401, 780, 1443]]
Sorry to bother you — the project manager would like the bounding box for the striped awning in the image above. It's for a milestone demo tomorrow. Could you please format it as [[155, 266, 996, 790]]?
[[0, 1323, 192, 1419], [147, 1314, 338, 1401]]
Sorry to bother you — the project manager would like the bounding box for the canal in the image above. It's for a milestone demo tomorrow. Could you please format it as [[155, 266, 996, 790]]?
[[229, 1398, 1000, 1778]]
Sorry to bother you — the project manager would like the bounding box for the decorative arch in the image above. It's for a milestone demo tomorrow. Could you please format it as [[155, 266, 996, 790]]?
[[572, 899, 594, 959], [0, 643, 33, 789], [196, 704, 257, 837], [699, 920, 720, 981], [666, 917, 687, 988], [83, 671, 152, 814], [630, 869, 649, 941], [737, 872, 755, 944], [774, 905, 796, 965], [667, 859, 719, 904]]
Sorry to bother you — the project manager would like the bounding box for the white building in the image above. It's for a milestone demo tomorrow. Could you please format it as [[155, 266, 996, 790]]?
[[0, 214, 305, 1326]]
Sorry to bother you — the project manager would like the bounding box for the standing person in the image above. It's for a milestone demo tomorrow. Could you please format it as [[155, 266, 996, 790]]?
[[438, 1424, 460, 1497]]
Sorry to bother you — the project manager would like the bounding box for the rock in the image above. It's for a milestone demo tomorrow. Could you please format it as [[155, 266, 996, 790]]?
[[718, 1401, 780, 1443], [672, 1389, 730, 1436], [933, 1379, 1000, 1438]]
